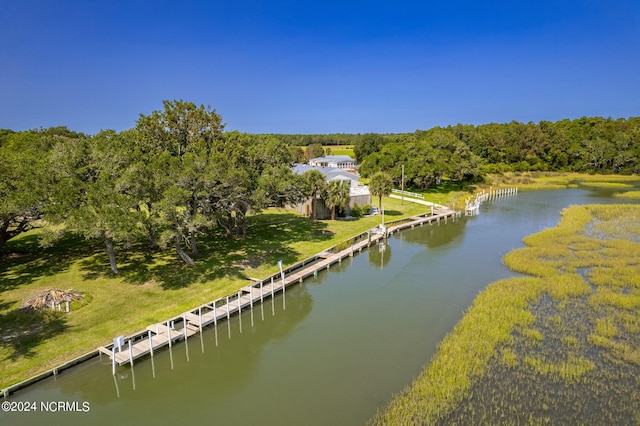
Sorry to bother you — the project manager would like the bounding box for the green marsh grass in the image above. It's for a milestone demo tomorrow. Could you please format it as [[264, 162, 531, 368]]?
[[372, 203, 640, 425], [615, 190, 640, 199]]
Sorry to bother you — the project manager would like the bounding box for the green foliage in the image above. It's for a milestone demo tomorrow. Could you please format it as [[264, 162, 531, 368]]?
[[359, 128, 483, 189], [350, 203, 372, 218], [369, 171, 394, 210], [0, 127, 84, 251], [305, 143, 325, 160], [302, 169, 326, 221], [354, 133, 385, 163], [323, 179, 351, 220]]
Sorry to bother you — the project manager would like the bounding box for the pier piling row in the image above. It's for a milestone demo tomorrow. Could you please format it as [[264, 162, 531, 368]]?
[[98, 208, 459, 368]]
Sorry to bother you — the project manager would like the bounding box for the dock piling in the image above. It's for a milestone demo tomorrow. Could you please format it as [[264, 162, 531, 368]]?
[[183, 315, 189, 362], [213, 303, 218, 346], [226, 296, 231, 339], [250, 287, 254, 328], [238, 291, 243, 333]]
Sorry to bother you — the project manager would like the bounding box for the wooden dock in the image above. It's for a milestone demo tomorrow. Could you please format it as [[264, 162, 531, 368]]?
[[98, 207, 459, 369]]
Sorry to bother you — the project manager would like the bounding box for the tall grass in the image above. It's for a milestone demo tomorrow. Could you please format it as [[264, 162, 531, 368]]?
[[371, 203, 640, 424]]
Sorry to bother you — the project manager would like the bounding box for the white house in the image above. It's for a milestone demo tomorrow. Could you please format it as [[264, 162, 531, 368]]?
[[309, 155, 356, 172]]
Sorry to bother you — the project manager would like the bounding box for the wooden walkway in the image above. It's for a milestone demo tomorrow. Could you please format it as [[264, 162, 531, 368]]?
[[98, 207, 459, 368]]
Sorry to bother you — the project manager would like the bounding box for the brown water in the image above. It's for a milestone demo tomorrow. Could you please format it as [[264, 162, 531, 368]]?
[[2, 187, 637, 425]]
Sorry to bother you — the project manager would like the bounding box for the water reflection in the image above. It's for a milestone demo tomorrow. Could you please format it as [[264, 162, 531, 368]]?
[[39, 286, 314, 407], [400, 217, 467, 248], [368, 240, 391, 269]]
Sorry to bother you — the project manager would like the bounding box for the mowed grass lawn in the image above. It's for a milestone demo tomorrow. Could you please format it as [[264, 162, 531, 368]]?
[[0, 196, 426, 388]]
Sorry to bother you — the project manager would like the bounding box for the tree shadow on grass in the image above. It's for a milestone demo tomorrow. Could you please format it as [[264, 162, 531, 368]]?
[[77, 213, 333, 290], [0, 303, 68, 361], [0, 233, 101, 291]]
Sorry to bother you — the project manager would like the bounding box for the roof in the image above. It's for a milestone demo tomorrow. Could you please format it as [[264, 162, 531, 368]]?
[[292, 164, 359, 182], [309, 155, 356, 164], [291, 163, 370, 197]]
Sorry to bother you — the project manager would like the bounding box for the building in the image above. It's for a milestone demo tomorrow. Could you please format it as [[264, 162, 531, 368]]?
[[291, 164, 371, 219], [309, 155, 357, 172]]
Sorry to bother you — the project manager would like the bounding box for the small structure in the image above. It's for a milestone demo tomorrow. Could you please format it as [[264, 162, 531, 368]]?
[[22, 289, 84, 313]]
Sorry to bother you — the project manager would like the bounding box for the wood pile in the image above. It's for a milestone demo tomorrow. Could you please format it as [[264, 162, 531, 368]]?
[[21, 289, 84, 312]]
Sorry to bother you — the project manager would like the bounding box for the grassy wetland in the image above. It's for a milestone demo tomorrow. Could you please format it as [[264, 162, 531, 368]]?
[[373, 203, 640, 425]]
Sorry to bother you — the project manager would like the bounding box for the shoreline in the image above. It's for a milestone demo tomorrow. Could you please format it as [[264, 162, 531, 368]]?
[[2, 206, 459, 397], [371, 202, 640, 424]]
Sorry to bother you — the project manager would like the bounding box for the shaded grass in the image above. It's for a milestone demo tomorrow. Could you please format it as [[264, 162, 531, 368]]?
[[371, 204, 640, 424], [0, 196, 426, 388]]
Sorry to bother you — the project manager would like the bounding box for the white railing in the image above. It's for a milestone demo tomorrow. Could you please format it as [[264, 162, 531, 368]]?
[[465, 187, 518, 216], [392, 189, 424, 199]]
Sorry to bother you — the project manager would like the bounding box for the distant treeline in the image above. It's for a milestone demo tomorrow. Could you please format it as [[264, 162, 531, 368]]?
[[265, 116, 640, 188]]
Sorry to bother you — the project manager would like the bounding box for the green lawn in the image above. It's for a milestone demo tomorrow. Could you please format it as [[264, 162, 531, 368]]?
[[323, 145, 355, 157], [0, 196, 426, 388]]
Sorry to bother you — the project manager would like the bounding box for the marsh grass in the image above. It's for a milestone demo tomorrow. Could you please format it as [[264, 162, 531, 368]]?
[[579, 181, 633, 188], [615, 190, 640, 199], [482, 172, 640, 192], [372, 203, 640, 425]]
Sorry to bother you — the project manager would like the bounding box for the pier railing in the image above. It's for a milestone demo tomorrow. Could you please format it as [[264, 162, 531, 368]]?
[[465, 187, 518, 215]]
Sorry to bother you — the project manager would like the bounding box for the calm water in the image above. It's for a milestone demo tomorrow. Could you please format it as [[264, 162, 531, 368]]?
[[2, 187, 638, 425]]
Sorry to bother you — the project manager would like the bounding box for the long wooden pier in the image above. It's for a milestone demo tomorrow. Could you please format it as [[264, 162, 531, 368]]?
[[98, 207, 459, 369]]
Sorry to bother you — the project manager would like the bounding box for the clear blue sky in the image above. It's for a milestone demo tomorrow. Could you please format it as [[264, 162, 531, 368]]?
[[1, 0, 639, 134]]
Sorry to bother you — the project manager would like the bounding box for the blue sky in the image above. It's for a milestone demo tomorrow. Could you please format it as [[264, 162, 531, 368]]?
[[1, 0, 639, 134]]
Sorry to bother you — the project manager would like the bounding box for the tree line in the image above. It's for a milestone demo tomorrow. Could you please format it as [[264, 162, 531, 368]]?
[[1, 101, 332, 272], [353, 117, 640, 188], [0, 101, 381, 272], [2, 106, 638, 271]]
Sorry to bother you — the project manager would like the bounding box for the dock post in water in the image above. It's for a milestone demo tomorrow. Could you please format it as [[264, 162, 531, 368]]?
[[260, 281, 265, 321], [183, 315, 189, 362], [226, 296, 231, 339], [282, 273, 286, 311], [213, 302, 218, 346], [238, 291, 243, 333], [166, 321, 174, 369]]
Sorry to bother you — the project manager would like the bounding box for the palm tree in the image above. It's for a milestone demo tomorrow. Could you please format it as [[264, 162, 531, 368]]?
[[369, 171, 393, 211], [303, 169, 326, 221], [324, 179, 351, 220]]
